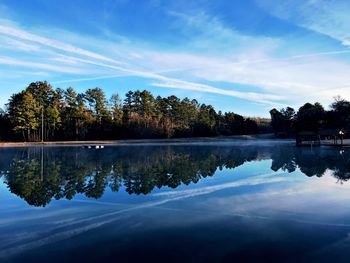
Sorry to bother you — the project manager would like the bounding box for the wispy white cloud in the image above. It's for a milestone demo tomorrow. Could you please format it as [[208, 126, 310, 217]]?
[[151, 80, 284, 105], [168, 11, 279, 52], [0, 24, 121, 64], [133, 11, 350, 107], [256, 0, 350, 47], [52, 74, 126, 84], [0, 56, 86, 74], [137, 47, 350, 107], [2, 8, 350, 110], [0, 35, 40, 51], [11, 34, 282, 105], [188, 55, 350, 105]]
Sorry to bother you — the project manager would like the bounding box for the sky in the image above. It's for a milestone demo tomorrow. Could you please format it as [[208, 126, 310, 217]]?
[[1, 0, 350, 117]]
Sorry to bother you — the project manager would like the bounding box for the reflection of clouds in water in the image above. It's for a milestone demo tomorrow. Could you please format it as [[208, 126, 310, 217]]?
[[3, 171, 350, 260], [0, 215, 127, 259], [0, 168, 340, 258], [0, 207, 81, 226], [0, 178, 12, 197], [152, 172, 286, 198], [211, 174, 350, 225], [0, 172, 286, 258], [315, 170, 350, 189]]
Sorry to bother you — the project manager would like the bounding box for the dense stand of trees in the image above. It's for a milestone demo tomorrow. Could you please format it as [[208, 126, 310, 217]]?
[[269, 97, 350, 137], [0, 81, 263, 141], [3, 81, 349, 141]]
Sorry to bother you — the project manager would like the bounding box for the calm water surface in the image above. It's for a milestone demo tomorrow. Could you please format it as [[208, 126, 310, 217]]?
[[1, 140, 350, 263]]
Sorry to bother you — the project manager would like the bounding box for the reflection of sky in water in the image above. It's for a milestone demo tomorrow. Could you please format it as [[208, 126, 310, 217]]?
[[1, 144, 350, 262]]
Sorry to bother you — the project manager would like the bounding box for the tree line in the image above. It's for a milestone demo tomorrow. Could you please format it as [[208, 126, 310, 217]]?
[[0, 81, 265, 141], [269, 96, 350, 137]]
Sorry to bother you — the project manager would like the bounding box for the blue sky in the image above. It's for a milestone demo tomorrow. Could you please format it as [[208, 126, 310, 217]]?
[[1, 0, 350, 116]]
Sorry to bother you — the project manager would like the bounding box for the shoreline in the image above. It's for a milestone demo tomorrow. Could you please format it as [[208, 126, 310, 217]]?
[[0, 134, 290, 147]]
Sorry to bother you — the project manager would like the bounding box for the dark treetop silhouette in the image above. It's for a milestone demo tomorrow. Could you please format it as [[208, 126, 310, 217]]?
[[269, 96, 350, 139]]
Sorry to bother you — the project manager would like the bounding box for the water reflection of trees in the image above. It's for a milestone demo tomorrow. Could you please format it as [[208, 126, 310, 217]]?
[[1, 145, 350, 207], [0, 146, 261, 206], [271, 147, 350, 181]]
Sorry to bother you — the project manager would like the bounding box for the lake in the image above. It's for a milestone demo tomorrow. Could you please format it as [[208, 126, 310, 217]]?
[[1, 140, 350, 263]]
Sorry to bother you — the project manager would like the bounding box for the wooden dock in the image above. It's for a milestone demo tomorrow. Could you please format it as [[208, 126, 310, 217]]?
[[296, 129, 346, 147]]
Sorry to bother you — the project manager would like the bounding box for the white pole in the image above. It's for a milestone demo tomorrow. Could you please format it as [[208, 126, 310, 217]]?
[[41, 106, 44, 142]]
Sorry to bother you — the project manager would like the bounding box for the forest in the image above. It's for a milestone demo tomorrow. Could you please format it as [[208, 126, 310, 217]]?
[[269, 96, 350, 137], [0, 81, 268, 141], [2, 81, 349, 142]]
